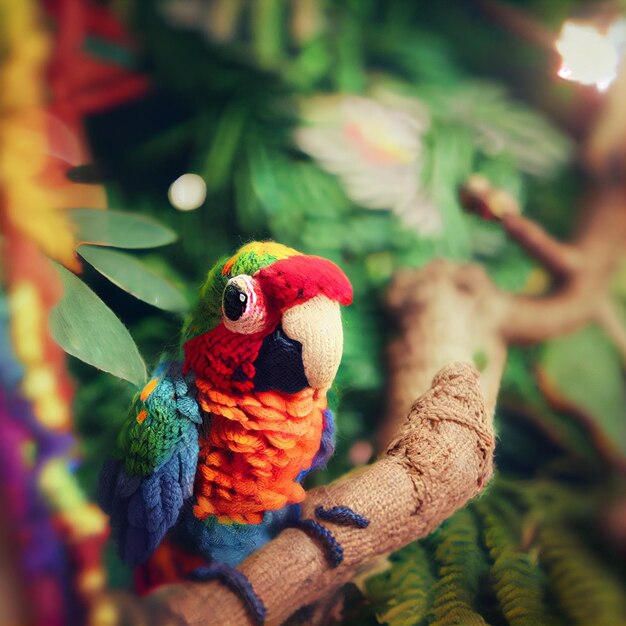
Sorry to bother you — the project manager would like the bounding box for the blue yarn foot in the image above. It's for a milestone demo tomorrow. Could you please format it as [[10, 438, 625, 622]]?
[[314, 505, 369, 529], [188, 563, 267, 624], [294, 518, 344, 567], [293, 505, 369, 568]]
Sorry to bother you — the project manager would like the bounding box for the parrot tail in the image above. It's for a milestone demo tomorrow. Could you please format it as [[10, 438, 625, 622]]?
[[134, 537, 206, 596]]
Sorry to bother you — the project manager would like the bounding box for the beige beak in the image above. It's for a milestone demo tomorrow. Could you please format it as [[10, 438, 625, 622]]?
[[281, 295, 344, 390]]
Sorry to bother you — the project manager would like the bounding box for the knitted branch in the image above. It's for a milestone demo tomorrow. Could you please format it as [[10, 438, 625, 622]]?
[[459, 176, 580, 277], [107, 173, 626, 625], [468, 0, 626, 347]]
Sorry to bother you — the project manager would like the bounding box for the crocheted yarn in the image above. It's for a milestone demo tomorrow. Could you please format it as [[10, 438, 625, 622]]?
[[98, 362, 201, 565], [100, 241, 353, 593], [188, 562, 267, 623], [180, 241, 352, 524], [183, 241, 300, 340], [183, 242, 352, 341], [193, 385, 327, 524]]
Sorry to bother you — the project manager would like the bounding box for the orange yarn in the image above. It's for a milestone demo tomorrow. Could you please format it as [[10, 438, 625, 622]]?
[[193, 382, 326, 524]]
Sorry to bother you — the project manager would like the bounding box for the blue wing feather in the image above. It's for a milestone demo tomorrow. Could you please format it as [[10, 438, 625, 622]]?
[[310, 407, 336, 471], [98, 362, 200, 565], [296, 407, 336, 483]]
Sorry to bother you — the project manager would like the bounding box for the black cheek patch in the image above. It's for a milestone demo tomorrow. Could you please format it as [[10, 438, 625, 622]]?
[[253, 326, 309, 394]]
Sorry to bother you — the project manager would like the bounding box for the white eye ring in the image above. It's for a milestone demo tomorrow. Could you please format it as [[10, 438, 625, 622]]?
[[222, 275, 267, 334]]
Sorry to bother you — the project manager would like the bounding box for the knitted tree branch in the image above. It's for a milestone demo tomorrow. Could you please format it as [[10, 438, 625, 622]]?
[[382, 261, 506, 445], [501, 188, 626, 343], [98, 237, 509, 626], [457, 182, 626, 346]]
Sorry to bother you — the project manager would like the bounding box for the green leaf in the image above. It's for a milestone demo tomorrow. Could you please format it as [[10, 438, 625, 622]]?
[[501, 347, 603, 464], [539, 524, 626, 625], [49, 264, 147, 386], [77, 245, 189, 313], [69, 209, 177, 249], [539, 325, 626, 457]]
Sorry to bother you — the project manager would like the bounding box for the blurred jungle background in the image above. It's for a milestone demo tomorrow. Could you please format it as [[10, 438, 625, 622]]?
[[1, 0, 625, 625]]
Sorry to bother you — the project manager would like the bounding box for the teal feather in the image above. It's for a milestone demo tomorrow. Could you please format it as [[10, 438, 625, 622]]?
[[98, 361, 200, 564]]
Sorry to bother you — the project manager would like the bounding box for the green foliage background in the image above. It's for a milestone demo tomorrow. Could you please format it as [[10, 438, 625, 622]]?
[[70, 1, 626, 623]]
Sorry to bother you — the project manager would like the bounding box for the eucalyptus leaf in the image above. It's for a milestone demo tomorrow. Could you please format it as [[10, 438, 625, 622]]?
[[78, 245, 189, 313], [69, 209, 177, 249], [49, 264, 147, 386]]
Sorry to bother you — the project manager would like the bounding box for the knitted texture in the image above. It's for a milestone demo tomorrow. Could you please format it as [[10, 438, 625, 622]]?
[[183, 242, 352, 342], [98, 362, 201, 565], [183, 241, 300, 340], [188, 562, 268, 623], [99, 241, 352, 594], [281, 295, 344, 389], [193, 386, 327, 523], [180, 241, 352, 524], [134, 363, 495, 626]]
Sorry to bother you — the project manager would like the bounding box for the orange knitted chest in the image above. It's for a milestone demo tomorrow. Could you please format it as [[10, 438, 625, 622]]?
[[192, 381, 326, 524]]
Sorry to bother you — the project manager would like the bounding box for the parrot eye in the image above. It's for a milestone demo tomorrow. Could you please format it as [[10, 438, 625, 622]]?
[[223, 284, 247, 321], [222, 275, 267, 333]]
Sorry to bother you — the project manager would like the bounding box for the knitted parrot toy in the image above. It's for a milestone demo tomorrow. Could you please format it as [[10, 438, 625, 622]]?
[[98, 241, 368, 622]]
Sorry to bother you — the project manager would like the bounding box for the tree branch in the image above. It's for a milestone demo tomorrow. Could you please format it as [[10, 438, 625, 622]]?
[[382, 260, 506, 445], [499, 186, 626, 343]]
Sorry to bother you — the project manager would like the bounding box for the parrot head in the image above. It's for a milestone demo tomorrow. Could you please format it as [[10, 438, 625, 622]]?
[[182, 242, 352, 396]]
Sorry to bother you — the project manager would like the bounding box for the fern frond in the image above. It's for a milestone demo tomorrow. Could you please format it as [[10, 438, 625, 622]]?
[[366, 541, 435, 626], [429, 508, 489, 626], [539, 524, 626, 626], [474, 499, 554, 626]]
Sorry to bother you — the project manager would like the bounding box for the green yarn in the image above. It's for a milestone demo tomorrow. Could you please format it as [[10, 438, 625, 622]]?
[[117, 395, 188, 476], [114, 367, 199, 477], [225, 248, 288, 278], [182, 242, 300, 341], [182, 256, 229, 341]]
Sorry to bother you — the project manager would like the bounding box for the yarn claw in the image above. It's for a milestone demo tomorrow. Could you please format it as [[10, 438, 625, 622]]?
[[293, 505, 369, 568], [188, 562, 267, 624]]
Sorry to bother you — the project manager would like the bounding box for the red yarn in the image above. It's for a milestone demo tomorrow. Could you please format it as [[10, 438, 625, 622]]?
[[256, 256, 353, 311], [184, 324, 267, 394], [134, 538, 205, 595]]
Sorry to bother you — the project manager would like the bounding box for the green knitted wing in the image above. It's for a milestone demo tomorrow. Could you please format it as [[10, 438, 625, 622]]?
[[98, 361, 202, 565], [114, 362, 201, 476]]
